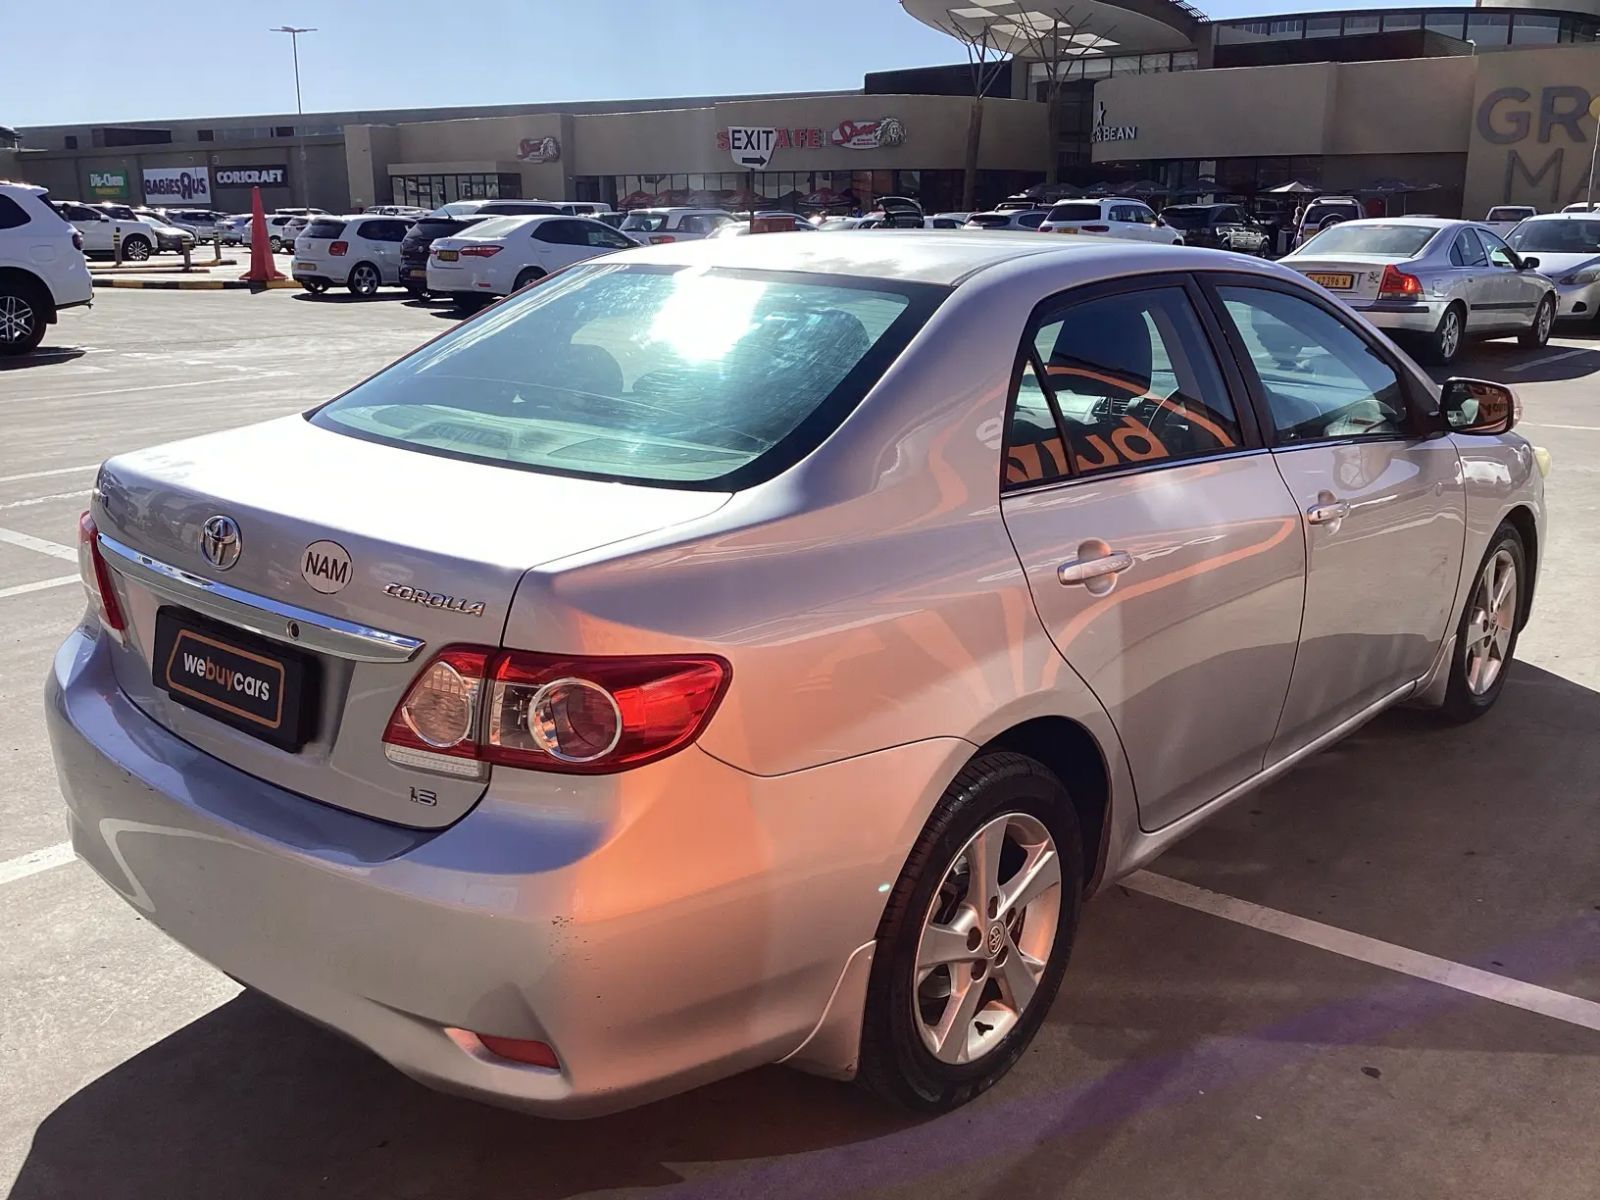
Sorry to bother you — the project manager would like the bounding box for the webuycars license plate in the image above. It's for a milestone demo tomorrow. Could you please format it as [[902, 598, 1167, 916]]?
[[1306, 272, 1355, 290], [153, 608, 315, 750]]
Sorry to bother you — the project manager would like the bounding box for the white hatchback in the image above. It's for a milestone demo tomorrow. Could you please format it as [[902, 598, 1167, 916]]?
[[1037, 198, 1182, 244], [617, 208, 735, 245], [426, 214, 639, 307], [291, 215, 413, 298]]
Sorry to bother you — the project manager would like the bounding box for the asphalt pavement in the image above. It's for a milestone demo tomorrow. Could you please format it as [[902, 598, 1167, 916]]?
[[3, 287, 1599, 1199]]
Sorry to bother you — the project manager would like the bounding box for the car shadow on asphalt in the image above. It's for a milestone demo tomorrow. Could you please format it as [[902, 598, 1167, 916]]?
[[289, 292, 413, 305], [10, 668, 1600, 1200], [1433, 329, 1600, 385], [0, 347, 87, 371]]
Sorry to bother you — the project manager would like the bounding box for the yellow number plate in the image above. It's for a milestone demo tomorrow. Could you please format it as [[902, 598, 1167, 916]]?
[[437, 249, 459, 261], [1307, 272, 1355, 290]]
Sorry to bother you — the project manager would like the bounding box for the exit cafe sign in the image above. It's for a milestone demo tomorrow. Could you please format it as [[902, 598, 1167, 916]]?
[[718, 118, 908, 167]]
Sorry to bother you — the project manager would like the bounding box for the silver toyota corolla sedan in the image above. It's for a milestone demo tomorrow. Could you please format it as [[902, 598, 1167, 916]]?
[[1283, 217, 1556, 365], [47, 233, 1546, 1117]]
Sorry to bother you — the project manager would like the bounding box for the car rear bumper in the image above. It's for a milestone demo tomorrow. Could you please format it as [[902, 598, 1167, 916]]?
[[1344, 298, 1444, 334], [45, 626, 956, 1116]]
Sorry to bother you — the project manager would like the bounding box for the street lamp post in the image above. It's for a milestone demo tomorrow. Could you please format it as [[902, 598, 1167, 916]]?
[[270, 26, 316, 210]]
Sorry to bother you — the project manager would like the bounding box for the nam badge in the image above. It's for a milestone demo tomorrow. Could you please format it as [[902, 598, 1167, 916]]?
[[301, 540, 352, 594]]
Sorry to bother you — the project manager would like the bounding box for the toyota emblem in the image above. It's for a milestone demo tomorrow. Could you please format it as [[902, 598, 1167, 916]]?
[[200, 515, 242, 571]]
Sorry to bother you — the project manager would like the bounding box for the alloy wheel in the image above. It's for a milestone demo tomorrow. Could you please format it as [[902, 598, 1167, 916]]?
[[1537, 299, 1553, 343], [1440, 311, 1461, 360], [0, 294, 35, 345], [1465, 548, 1517, 695], [912, 812, 1062, 1065], [353, 266, 378, 295]]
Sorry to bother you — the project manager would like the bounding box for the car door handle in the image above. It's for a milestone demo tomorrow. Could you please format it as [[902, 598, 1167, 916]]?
[[1057, 546, 1134, 587], [1305, 499, 1351, 525]]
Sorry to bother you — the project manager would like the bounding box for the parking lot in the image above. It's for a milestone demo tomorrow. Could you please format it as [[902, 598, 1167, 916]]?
[[3, 287, 1600, 1199]]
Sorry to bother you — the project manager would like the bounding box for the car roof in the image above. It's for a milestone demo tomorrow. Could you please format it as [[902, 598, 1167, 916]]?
[[628, 207, 729, 215], [1323, 216, 1465, 229], [1524, 210, 1600, 221], [449, 214, 567, 235], [611, 228, 1298, 287]]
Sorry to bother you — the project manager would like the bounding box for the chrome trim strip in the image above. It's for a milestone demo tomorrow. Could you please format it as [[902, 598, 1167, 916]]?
[[98, 534, 424, 664]]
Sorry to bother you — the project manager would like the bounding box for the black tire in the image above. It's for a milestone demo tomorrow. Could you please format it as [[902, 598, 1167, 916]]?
[[121, 236, 152, 262], [0, 278, 49, 356], [302, 280, 329, 295], [1440, 523, 1526, 723], [1520, 295, 1555, 348], [512, 268, 545, 292], [857, 752, 1083, 1113], [1423, 304, 1466, 365], [347, 262, 381, 298], [268, 236, 284, 254]]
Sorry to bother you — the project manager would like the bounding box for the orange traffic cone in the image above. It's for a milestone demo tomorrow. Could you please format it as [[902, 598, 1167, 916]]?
[[239, 186, 285, 284]]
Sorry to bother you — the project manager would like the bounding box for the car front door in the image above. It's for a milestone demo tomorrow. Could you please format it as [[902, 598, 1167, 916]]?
[[999, 277, 1306, 830], [1204, 277, 1465, 761], [1477, 225, 1548, 321], [66, 205, 111, 253]]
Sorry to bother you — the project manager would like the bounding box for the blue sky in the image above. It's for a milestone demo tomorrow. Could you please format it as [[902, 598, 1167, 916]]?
[[4, 0, 1465, 127]]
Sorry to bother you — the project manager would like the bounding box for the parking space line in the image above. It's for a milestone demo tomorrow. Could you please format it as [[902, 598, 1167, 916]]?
[[1504, 348, 1587, 373], [1125, 871, 1600, 1034], [0, 489, 90, 511], [0, 841, 75, 887], [1, 378, 219, 404], [0, 575, 77, 600], [0, 526, 78, 562], [1522, 422, 1600, 432], [0, 463, 98, 486]]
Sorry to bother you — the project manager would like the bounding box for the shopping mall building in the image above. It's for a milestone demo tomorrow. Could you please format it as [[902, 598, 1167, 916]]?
[[5, 0, 1600, 219]]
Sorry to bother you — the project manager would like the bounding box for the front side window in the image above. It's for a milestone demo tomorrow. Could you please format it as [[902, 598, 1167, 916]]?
[[310, 264, 942, 488], [1476, 227, 1520, 268], [1218, 286, 1407, 444], [1004, 286, 1243, 487]]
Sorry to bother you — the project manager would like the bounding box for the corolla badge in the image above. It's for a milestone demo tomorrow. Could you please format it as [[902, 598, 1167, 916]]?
[[200, 515, 241, 571], [383, 582, 486, 618]]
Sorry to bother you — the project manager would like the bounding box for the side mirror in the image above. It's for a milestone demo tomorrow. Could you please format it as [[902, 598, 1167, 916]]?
[[1442, 378, 1519, 435], [1520, 255, 1540, 270]]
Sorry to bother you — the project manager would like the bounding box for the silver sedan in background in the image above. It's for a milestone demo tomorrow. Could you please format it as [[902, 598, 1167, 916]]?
[[48, 234, 1546, 1118], [1283, 217, 1556, 364], [1506, 212, 1600, 326]]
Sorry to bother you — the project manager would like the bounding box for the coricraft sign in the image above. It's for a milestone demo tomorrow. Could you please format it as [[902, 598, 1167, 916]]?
[[88, 170, 128, 200], [142, 166, 211, 203], [1091, 101, 1137, 144], [215, 164, 288, 188]]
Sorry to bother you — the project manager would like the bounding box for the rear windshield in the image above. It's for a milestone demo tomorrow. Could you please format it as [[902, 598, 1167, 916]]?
[[406, 217, 470, 240], [1298, 223, 1437, 256], [309, 264, 944, 489], [1487, 207, 1534, 221], [1507, 219, 1600, 254], [1045, 203, 1102, 223], [481, 202, 562, 216], [304, 219, 346, 239], [1304, 202, 1358, 224], [620, 212, 668, 232], [1159, 208, 1214, 229], [966, 213, 1015, 228]]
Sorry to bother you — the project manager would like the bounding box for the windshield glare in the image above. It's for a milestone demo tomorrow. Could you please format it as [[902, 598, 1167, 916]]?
[[1507, 219, 1600, 254], [620, 212, 668, 232], [1297, 224, 1437, 257], [310, 265, 935, 487]]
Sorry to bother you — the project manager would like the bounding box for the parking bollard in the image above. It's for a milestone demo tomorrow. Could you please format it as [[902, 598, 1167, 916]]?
[[112, 224, 122, 267], [182, 241, 192, 271]]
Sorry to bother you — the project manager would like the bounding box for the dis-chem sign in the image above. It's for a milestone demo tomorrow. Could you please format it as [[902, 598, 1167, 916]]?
[[88, 170, 129, 200]]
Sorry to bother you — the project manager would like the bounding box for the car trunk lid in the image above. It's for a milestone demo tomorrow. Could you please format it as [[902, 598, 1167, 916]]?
[[1285, 255, 1409, 302], [93, 415, 730, 827]]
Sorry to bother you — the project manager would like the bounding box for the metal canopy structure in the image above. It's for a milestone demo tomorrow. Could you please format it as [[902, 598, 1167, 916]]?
[[900, 0, 1205, 57]]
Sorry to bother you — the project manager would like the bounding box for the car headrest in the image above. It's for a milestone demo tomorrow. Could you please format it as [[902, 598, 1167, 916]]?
[[1047, 303, 1152, 398]]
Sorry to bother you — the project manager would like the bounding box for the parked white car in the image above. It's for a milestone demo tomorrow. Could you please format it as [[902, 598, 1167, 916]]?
[[1036, 198, 1182, 244], [964, 209, 1050, 233], [426, 214, 638, 307], [291, 215, 412, 297], [365, 205, 428, 219], [53, 200, 163, 260], [0, 182, 93, 355], [1485, 205, 1537, 236], [618, 207, 734, 244]]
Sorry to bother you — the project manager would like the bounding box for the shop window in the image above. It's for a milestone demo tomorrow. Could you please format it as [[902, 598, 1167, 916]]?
[[63, 135, 77, 149], [273, 126, 295, 138], [1304, 16, 1341, 38], [1081, 57, 1111, 78], [1512, 13, 1560, 43], [1171, 50, 1198, 70], [1342, 14, 1379, 34], [1424, 12, 1465, 39], [197, 130, 214, 142], [1466, 13, 1510, 45], [1140, 53, 1171, 71], [1382, 12, 1421, 30]]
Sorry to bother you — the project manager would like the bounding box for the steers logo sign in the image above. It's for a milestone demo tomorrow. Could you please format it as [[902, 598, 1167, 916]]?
[[829, 116, 907, 150], [517, 136, 561, 163]]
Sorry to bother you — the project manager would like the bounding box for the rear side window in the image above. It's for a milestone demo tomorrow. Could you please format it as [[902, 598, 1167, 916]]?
[[1018, 212, 1046, 229], [1047, 203, 1101, 222], [305, 219, 346, 239], [1451, 229, 1489, 268], [1004, 287, 1242, 488], [357, 219, 406, 242], [0, 195, 31, 229], [310, 264, 945, 488], [620, 212, 667, 232]]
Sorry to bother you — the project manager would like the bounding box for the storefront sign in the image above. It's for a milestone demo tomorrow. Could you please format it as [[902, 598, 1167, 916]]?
[[829, 116, 906, 150], [215, 164, 288, 188], [1091, 101, 1137, 144], [142, 166, 212, 203], [1475, 85, 1597, 207], [725, 127, 779, 168], [88, 170, 129, 200], [516, 136, 561, 163]]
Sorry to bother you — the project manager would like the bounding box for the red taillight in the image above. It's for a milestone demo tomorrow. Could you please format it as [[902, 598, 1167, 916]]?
[[1082, 224, 1111, 233], [648, 234, 677, 244], [329, 240, 348, 256], [1378, 265, 1424, 300], [77, 513, 126, 637], [382, 647, 730, 776], [459, 245, 502, 258], [474, 1034, 560, 1069]]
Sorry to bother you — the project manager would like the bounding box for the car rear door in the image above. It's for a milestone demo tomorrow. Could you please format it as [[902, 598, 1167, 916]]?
[[1448, 227, 1508, 330], [1201, 274, 1465, 761], [999, 276, 1305, 831], [355, 218, 405, 282]]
